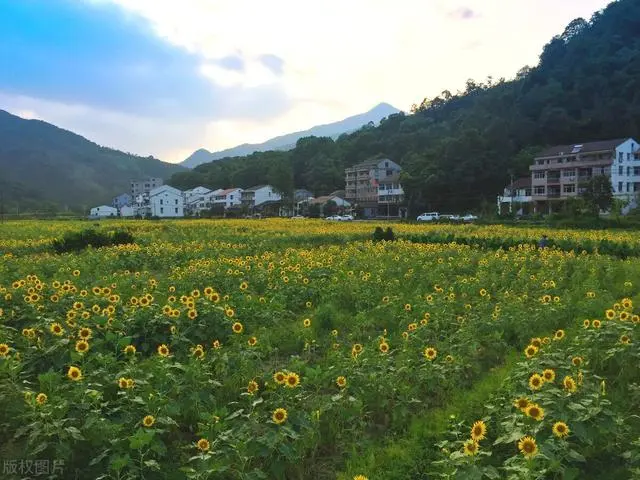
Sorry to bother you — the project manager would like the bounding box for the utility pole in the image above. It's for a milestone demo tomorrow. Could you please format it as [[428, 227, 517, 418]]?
[[510, 173, 514, 214]]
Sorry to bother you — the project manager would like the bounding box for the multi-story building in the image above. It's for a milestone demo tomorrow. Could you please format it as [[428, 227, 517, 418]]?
[[144, 185, 184, 217], [529, 138, 639, 213], [241, 185, 282, 211], [213, 188, 243, 209], [345, 158, 404, 218], [112, 193, 132, 210], [131, 177, 163, 197]]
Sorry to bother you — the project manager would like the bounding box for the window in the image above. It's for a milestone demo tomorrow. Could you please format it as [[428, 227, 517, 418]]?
[[534, 186, 545, 195], [160, 207, 164, 214], [145, 183, 150, 188], [537, 160, 544, 165], [563, 184, 575, 193], [619, 152, 624, 162], [230, 195, 234, 200], [634, 167, 640, 176], [385, 161, 389, 168], [534, 172, 545, 179], [618, 182, 623, 192], [619, 166, 623, 175], [627, 183, 631, 192], [386, 169, 393, 176], [562, 170, 575, 177], [175, 199, 178, 205], [175, 208, 179, 213], [628, 153, 632, 161], [628, 167, 632, 176], [160, 199, 163, 205]]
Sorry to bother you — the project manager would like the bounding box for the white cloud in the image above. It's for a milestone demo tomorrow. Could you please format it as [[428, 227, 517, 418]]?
[[38, 0, 615, 160]]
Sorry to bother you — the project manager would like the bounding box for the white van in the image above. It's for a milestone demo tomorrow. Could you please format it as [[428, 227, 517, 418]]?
[[417, 212, 440, 221]]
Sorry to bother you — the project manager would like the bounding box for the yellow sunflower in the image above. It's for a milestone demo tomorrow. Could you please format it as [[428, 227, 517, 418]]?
[[142, 415, 155, 427], [552, 421, 570, 439], [518, 436, 538, 459], [524, 344, 538, 358], [528, 373, 544, 390], [157, 344, 170, 357], [232, 322, 244, 334], [247, 380, 259, 395], [67, 366, 82, 381], [463, 439, 479, 456], [470, 420, 487, 441], [423, 347, 437, 361], [196, 438, 210, 452], [285, 373, 300, 388], [272, 408, 288, 425], [563, 376, 577, 393], [273, 371, 287, 385], [336, 376, 347, 388], [525, 404, 545, 421], [542, 369, 556, 382]]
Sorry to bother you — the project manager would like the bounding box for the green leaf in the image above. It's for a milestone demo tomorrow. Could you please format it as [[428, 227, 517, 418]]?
[[65, 426, 85, 440], [129, 429, 155, 450], [566, 450, 586, 462], [144, 459, 161, 470]]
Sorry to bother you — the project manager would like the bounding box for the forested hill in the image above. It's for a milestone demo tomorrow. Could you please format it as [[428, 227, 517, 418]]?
[[169, 0, 640, 214], [0, 110, 185, 213]]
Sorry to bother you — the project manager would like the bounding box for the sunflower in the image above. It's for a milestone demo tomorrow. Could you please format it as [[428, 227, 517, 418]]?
[[331, 329, 338, 336], [336, 376, 347, 388], [212, 340, 221, 349], [553, 329, 565, 340], [67, 366, 82, 381], [232, 322, 243, 334], [381, 296, 390, 303], [592, 319, 602, 328], [470, 420, 487, 441], [196, 438, 210, 452], [353, 476, 368, 480], [272, 408, 288, 425], [285, 373, 300, 388], [225, 308, 235, 318], [118, 377, 129, 389], [571, 356, 583, 367], [514, 397, 530, 411], [78, 327, 92, 340], [530, 337, 542, 348], [620, 311, 630, 321], [210, 292, 220, 303], [247, 380, 259, 395], [192, 347, 205, 359], [379, 342, 390, 354], [524, 344, 538, 358], [0, 343, 9, 357], [142, 415, 155, 427], [239, 281, 248, 291], [36, 393, 48, 405], [274, 371, 287, 385], [247, 336, 258, 347], [605, 309, 615, 320], [50, 323, 64, 336], [352, 343, 363, 354], [552, 421, 570, 439], [75, 340, 90, 354], [303, 318, 312, 328], [542, 369, 556, 382], [525, 404, 545, 421], [528, 373, 544, 390], [563, 376, 577, 393], [424, 347, 437, 361], [463, 439, 479, 456], [157, 344, 170, 357], [123, 345, 136, 355], [518, 436, 538, 459], [583, 319, 590, 328], [620, 334, 631, 344]]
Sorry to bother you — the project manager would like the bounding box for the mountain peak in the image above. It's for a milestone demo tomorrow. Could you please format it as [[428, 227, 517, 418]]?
[[181, 103, 401, 168]]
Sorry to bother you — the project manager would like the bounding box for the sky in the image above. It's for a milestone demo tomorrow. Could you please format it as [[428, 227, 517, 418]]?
[[0, 0, 613, 163]]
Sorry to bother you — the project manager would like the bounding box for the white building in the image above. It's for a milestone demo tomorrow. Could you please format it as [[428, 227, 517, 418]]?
[[213, 188, 243, 209], [184, 186, 212, 204], [119, 205, 136, 218], [89, 205, 118, 219], [147, 185, 184, 217], [497, 177, 532, 215], [241, 185, 282, 209]]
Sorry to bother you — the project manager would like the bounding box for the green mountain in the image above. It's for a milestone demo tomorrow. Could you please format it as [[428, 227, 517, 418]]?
[[169, 0, 640, 214], [0, 110, 185, 212]]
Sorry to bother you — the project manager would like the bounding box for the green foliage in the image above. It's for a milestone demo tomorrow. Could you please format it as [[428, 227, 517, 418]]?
[[0, 111, 184, 211], [581, 175, 614, 214], [51, 228, 135, 253], [168, 1, 640, 216]]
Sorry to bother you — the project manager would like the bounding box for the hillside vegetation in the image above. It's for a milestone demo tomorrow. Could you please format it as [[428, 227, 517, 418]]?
[[170, 0, 640, 214], [0, 110, 184, 213]]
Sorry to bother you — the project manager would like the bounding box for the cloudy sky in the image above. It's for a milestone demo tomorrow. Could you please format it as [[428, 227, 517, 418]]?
[[0, 0, 611, 163]]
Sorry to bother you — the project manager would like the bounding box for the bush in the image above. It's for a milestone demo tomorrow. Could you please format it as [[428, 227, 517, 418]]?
[[384, 227, 395, 241], [52, 228, 135, 253], [372, 226, 385, 241]]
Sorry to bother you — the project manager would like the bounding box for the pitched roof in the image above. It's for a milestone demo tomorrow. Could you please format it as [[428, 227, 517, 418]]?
[[243, 185, 270, 192], [537, 138, 630, 158], [217, 188, 241, 195], [510, 177, 531, 189]]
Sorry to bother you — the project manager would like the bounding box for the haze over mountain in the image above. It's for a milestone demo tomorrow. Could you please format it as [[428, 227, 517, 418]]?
[[0, 109, 185, 212], [181, 103, 400, 168]]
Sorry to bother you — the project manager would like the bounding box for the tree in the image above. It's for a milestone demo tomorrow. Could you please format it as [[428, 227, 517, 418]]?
[[581, 175, 613, 215]]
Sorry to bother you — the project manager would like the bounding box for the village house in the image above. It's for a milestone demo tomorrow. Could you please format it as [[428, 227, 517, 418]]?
[[112, 193, 132, 210], [241, 185, 282, 214], [344, 158, 405, 218], [497, 177, 532, 215], [89, 205, 117, 219], [213, 188, 243, 209], [142, 185, 185, 218], [131, 177, 163, 197]]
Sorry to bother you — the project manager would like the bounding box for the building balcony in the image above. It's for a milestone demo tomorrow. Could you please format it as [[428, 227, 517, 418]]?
[[498, 195, 533, 204]]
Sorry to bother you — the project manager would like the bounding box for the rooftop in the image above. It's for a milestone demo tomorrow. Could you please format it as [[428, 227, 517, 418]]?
[[536, 138, 631, 158]]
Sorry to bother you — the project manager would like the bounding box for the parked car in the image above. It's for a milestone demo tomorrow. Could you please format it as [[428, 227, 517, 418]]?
[[324, 215, 342, 221], [417, 212, 440, 221], [462, 214, 478, 222], [290, 215, 306, 220], [340, 214, 354, 221]]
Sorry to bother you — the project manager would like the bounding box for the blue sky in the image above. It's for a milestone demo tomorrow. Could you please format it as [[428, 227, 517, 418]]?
[[0, 0, 612, 162]]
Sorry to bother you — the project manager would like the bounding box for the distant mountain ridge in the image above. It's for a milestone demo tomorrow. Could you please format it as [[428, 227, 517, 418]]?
[[181, 102, 401, 167], [0, 109, 185, 211]]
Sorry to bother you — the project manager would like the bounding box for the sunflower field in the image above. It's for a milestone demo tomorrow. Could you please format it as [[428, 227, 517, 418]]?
[[0, 219, 638, 480]]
